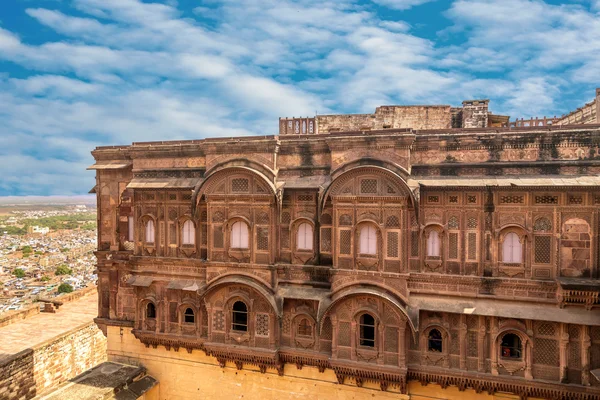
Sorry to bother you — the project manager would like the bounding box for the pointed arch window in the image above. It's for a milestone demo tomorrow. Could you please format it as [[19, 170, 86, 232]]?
[[231, 221, 249, 249], [428, 329, 443, 352], [359, 225, 377, 255], [297, 223, 313, 250], [359, 313, 376, 347], [145, 220, 155, 244], [146, 303, 156, 319], [297, 318, 312, 337], [501, 333, 522, 359], [427, 230, 440, 257], [232, 301, 248, 332], [182, 220, 195, 245], [502, 232, 522, 263], [184, 308, 195, 323]]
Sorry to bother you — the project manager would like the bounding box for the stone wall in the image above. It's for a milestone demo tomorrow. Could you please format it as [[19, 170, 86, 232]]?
[[0, 322, 107, 400]]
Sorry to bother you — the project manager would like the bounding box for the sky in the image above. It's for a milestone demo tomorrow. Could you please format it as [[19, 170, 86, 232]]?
[[0, 0, 599, 196]]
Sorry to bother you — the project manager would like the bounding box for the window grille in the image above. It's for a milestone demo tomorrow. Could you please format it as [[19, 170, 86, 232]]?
[[320, 228, 332, 252], [449, 195, 458, 204], [339, 230, 351, 255], [448, 232, 459, 259], [427, 195, 439, 203], [212, 211, 224, 223], [500, 195, 524, 204], [338, 322, 351, 346], [213, 226, 223, 248], [448, 216, 459, 229], [360, 179, 378, 194], [467, 217, 478, 229], [213, 310, 224, 331], [256, 227, 268, 251], [467, 232, 477, 260], [533, 217, 552, 232], [321, 213, 332, 225], [387, 231, 399, 258], [467, 195, 477, 203], [256, 212, 269, 224], [281, 228, 290, 249], [297, 194, 313, 202], [411, 230, 419, 257], [231, 178, 249, 193], [339, 214, 352, 226], [169, 223, 177, 245], [535, 195, 558, 204], [534, 236, 551, 264], [386, 215, 400, 228], [568, 195, 583, 205], [281, 212, 291, 224], [385, 327, 398, 352], [256, 313, 269, 336], [297, 319, 312, 337]]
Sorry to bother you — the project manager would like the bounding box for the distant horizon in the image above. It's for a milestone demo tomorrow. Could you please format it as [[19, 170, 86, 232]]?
[[0, 195, 96, 205]]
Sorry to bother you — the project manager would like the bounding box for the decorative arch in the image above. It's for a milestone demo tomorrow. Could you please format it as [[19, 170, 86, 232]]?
[[421, 324, 450, 368], [492, 327, 533, 379], [193, 166, 277, 212], [319, 165, 417, 217], [319, 285, 417, 338], [202, 275, 280, 318]]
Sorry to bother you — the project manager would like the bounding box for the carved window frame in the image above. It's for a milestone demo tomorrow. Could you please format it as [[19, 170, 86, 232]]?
[[291, 218, 316, 265], [225, 217, 252, 262], [424, 224, 444, 261], [498, 228, 526, 266], [356, 311, 378, 350], [494, 329, 532, 378], [138, 297, 158, 332], [140, 215, 157, 254], [421, 325, 450, 368], [291, 313, 316, 349], [354, 221, 383, 271]]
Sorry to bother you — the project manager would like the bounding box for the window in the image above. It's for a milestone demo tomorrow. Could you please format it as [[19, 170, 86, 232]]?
[[502, 232, 522, 263], [427, 230, 440, 257], [359, 225, 377, 255], [359, 313, 376, 347], [184, 308, 195, 323], [145, 220, 155, 244], [231, 221, 249, 249], [428, 329, 443, 352], [501, 333, 522, 359], [146, 303, 156, 319], [297, 223, 313, 250], [182, 220, 195, 245], [128, 216, 134, 242], [232, 301, 248, 332], [297, 318, 312, 337]]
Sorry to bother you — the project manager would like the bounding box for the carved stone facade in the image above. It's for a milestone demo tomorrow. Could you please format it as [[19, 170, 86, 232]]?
[[92, 93, 600, 399]]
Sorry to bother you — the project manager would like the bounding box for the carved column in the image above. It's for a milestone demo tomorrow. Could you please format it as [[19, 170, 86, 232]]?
[[398, 325, 406, 368], [490, 317, 499, 375], [582, 325, 591, 386], [459, 314, 467, 370], [478, 316, 486, 372], [559, 323, 570, 383], [331, 315, 338, 359], [483, 187, 494, 275], [350, 319, 357, 361], [525, 338, 533, 380]]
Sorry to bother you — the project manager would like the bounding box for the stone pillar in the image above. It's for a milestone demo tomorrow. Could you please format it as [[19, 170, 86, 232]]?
[[478, 316, 486, 372], [559, 323, 570, 383], [331, 315, 338, 359], [490, 317, 499, 375], [459, 314, 467, 370], [582, 325, 591, 386], [398, 325, 406, 368], [350, 319, 357, 361]]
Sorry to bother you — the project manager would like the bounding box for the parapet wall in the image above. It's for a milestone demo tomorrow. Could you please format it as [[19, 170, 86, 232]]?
[[0, 321, 106, 400]]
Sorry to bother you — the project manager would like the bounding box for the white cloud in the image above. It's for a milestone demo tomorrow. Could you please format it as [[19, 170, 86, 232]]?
[[371, 0, 435, 10]]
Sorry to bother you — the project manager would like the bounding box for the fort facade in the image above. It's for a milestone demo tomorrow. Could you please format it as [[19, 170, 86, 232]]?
[[91, 89, 600, 399]]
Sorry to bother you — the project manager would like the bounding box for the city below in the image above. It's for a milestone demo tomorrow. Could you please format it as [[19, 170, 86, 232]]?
[[0, 200, 97, 314]]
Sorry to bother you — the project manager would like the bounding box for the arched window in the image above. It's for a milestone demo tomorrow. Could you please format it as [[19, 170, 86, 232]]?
[[501, 333, 522, 359], [427, 230, 440, 257], [184, 307, 195, 323], [145, 220, 155, 244], [502, 232, 522, 263], [182, 220, 195, 245], [297, 223, 313, 250], [297, 318, 312, 337], [231, 221, 249, 249], [428, 329, 443, 352], [359, 225, 377, 255], [232, 301, 248, 332], [359, 313, 376, 347], [146, 303, 156, 319]]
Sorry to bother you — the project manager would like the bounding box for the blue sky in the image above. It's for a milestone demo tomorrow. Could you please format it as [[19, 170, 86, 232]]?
[[0, 0, 599, 196]]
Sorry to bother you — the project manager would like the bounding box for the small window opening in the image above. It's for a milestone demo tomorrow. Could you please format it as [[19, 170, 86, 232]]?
[[232, 301, 248, 332], [428, 329, 443, 352], [501, 333, 522, 359], [297, 318, 312, 337], [184, 308, 195, 323], [146, 303, 156, 319], [359, 313, 376, 347]]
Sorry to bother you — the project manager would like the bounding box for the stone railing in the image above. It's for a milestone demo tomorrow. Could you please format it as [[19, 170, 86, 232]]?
[[558, 289, 599, 310]]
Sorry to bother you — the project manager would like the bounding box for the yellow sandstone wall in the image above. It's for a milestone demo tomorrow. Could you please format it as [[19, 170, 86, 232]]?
[[107, 327, 537, 400]]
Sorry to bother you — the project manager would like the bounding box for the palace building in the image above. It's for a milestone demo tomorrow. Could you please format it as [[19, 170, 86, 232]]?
[[90, 89, 600, 400]]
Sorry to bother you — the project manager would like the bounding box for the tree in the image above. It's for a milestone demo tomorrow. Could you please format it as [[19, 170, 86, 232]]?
[[40, 276, 50, 282], [13, 268, 25, 278], [57, 283, 73, 294], [55, 265, 72, 276], [21, 246, 32, 254]]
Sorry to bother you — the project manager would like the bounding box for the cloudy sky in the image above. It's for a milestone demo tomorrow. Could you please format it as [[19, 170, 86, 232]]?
[[1, 0, 599, 196]]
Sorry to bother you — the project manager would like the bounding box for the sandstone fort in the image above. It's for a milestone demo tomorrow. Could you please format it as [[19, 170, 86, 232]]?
[[82, 89, 600, 399]]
